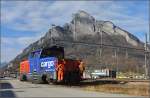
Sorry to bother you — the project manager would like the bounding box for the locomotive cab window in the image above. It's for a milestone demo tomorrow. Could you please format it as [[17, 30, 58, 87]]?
[[34, 51, 41, 58], [29, 50, 41, 58], [29, 52, 34, 58], [40, 46, 64, 59]]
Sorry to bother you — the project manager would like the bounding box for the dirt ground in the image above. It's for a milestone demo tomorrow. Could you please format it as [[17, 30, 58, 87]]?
[[1, 78, 138, 97], [82, 81, 150, 96]]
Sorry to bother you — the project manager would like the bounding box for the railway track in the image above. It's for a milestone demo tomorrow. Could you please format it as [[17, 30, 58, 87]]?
[[83, 78, 150, 83]]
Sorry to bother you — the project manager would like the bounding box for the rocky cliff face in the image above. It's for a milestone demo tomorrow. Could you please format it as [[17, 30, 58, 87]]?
[[71, 11, 141, 46], [7, 10, 149, 74]]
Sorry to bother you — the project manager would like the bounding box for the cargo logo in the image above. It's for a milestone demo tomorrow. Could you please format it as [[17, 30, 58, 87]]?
[[41, 61, 55, 68]]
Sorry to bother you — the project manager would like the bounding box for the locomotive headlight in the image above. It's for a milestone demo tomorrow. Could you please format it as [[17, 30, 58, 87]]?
[[41, 62, 46, 67]]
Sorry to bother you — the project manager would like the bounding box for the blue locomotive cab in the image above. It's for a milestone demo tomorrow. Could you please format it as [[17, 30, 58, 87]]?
[[28, 46, 64, 83]]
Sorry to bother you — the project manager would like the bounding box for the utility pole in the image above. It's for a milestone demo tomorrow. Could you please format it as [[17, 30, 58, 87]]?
[[72, 14, 77, 41], [144, 33, 148, 79], [125, 48, 128, 73], [149, 31, 150, 45], [94, 20, 101, 69], [111, 48, 116, 78], [114, 49, 117, 70], [147, 31, 150, 79], [125, 48, 128, 59], [51, 24, 55, 46], [99, 23, 103, 69], [115, 48, 119, 75], [72, 14, 78, 59]]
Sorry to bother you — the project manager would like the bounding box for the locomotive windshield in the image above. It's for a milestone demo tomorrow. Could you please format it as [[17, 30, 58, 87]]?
[[40, 46, 64, 59], [29, 50, 41, 58]]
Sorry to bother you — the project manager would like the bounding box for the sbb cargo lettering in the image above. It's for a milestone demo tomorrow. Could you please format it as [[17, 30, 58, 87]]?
[[41, 61, 55, 68]]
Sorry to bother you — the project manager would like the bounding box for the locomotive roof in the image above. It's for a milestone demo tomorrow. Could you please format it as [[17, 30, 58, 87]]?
[[31, 45, 64, 53], [43, 45, 64, 50]]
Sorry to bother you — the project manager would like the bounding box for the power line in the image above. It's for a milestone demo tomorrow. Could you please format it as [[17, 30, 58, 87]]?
[[53, 39, 146, 51]]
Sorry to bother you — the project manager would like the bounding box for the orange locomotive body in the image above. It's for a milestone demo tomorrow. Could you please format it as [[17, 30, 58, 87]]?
[[56, 59, 84, 83], [20, 60, 30, 81]]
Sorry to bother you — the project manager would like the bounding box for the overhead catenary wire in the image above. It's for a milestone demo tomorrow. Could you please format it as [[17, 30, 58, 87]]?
[[53, 39, 146, 51]]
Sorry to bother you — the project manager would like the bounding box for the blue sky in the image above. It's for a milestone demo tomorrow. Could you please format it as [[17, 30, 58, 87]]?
[[1, 0, 149, 63]]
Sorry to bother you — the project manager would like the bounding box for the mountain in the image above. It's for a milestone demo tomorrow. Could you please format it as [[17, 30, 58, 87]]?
[[0, 62, 8, 75], [0, 62, 8, 68], [6, 10, 150, 75]]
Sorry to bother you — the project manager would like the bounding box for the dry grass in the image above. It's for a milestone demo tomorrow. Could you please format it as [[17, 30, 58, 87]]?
[[83, 82, 150, 96]]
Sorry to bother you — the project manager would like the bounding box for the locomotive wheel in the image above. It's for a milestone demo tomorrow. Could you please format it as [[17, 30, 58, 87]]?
[[41, 74, 47, 83], [20, 74, 27, 81], [31, 75, 43, 84]]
